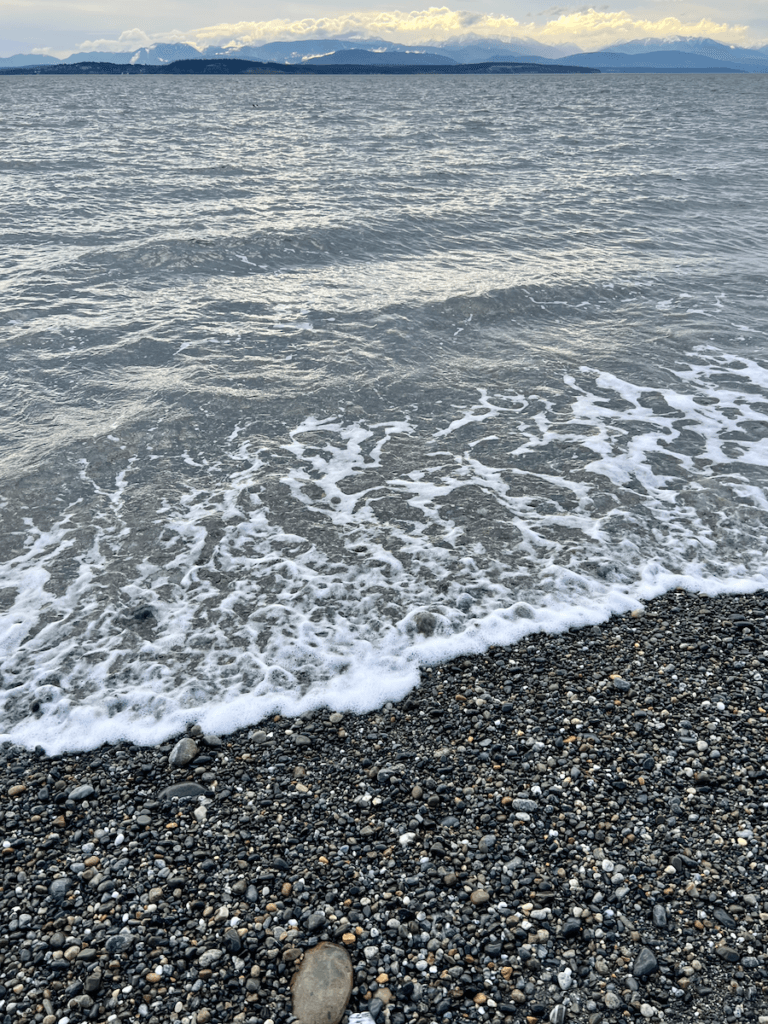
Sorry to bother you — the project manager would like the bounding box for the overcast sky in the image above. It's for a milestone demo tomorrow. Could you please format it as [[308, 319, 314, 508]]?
[[2, 1, 767, 57]]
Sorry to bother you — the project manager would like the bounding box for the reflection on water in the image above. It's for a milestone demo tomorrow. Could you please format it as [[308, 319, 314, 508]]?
[[1, 75, 767, 750]]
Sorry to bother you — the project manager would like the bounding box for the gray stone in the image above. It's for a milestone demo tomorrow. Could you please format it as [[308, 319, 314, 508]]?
[[203, 734, 223, 747], [603, 991, 622, 1009], [295, 734, 312, 746], [307, 911, 327, 932], [83, 971, 102, 995], [48, 877, 72, 901], [105, 933, 134, 955], [512, 798, 538, 812], [250, 730, 268, 744], [198, 948, 224, 968], [632, 947, 658, 978], [369, 996, 384, 1019], [478, 834, 496, 853], [715, 945, 740, 962], [550, 1006, 567, 1024], [652, 904, 667, 928], [168, 737, 198, 767], [157, 782, 206, 800], [291, 942, 353, 1024], [329, 713, 344, 724], [69, 784, 95, 801]]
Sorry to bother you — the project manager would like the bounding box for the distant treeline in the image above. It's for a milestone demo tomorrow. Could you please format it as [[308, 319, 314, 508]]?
[[0, 57, 600, 76]]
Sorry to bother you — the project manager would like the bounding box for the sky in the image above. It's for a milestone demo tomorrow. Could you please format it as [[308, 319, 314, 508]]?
[[2, 1, 767, 57]]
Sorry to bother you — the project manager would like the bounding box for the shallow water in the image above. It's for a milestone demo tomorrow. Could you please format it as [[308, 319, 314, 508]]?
[[1, 74, 767, 752]]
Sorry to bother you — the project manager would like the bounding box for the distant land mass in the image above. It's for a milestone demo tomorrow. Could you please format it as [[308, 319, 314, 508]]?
[[0, 57, 600, 76], [2, 35, 767, 73]]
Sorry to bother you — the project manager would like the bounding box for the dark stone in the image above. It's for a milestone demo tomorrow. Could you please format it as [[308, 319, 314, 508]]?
[[83, 972, 101, 995], [713, 908, 737, 930], [632, 947, 658, 978], [223, 927, 241, 953], [652, 904, 667, 928], [562, 916, 581, 939], [157, 782, 207, 800], [715, 946, 740, 963], [307, 911, 326, 932]]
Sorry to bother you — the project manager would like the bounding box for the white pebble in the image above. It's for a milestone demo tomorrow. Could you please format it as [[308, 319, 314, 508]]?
[[114, 833, 124, 846]]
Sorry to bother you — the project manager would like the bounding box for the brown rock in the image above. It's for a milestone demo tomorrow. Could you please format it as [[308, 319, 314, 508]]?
[[341, 932, 356, 946], [470, 889, 490, 906], [291, 942, 353, 1024], [8, 784, 26, 797], [196, 1010, 211, 1024], [146, 973, 162, 984]]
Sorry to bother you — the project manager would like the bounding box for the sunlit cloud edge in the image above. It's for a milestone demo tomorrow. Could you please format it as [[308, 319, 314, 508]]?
[[31, 7, 765, 58]]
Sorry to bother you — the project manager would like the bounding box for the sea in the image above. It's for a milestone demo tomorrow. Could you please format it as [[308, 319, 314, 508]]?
[[1, 73, 767, 753]]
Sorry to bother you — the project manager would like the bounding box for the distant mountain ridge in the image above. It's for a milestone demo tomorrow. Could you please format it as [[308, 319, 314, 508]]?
[[2, 34, 767, 71], [301, 49, 457, 66]]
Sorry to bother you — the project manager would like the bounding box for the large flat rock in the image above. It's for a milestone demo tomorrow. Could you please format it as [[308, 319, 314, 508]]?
[[291, 942, 353, 1024]]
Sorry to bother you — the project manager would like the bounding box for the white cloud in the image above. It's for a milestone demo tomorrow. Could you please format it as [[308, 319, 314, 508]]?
[[73, 27, 162, 52], [532, 10, 755, 49], [69, 7, 763, 54]]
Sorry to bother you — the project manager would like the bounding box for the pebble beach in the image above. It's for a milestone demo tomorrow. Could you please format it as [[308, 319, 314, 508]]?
[[2, 588, 767, 1024]]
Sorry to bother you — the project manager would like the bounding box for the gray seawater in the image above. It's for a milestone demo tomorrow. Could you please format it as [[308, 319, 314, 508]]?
[[1, 74, 767, 752]]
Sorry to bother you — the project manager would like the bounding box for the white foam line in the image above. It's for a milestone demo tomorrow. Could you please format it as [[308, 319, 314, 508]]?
[[4, 345, 768, 753]]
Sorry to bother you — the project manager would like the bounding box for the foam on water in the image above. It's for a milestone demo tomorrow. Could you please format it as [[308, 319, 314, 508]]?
[[3, 339, 768, 753], [2, 75, 768, 751]]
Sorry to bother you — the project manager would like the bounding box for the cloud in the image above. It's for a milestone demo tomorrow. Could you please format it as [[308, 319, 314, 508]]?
[[69, 7, 762, 54], [531, 10, 755, 49], [73, 27, 158, 52]]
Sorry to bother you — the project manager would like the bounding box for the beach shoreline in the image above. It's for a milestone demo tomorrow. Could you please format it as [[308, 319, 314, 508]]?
[[2, 586, 767, 1024]]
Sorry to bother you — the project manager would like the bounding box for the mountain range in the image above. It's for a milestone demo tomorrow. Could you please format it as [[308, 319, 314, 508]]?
[[2, 35, 768, 72]]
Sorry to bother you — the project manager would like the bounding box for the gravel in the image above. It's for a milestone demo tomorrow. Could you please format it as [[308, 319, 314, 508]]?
[[2, 587, 767, 1024]]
